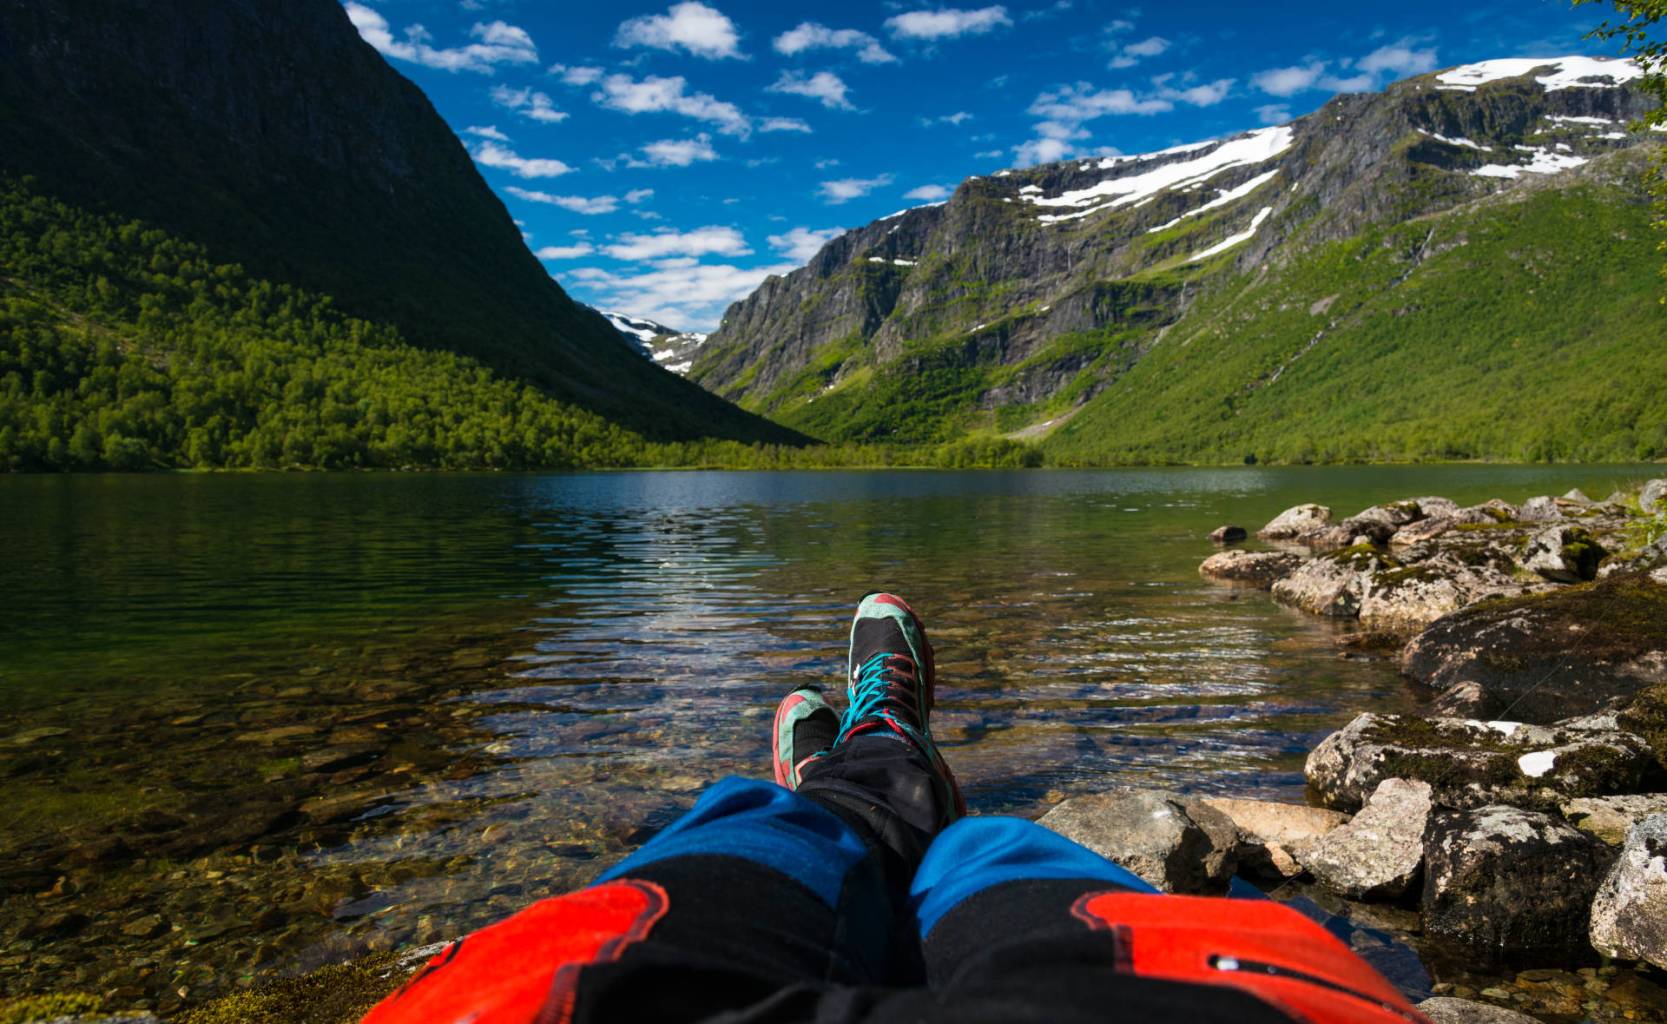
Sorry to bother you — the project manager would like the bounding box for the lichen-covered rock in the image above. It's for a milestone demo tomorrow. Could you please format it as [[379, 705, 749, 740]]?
[[1417, 996, 1543, 1024], [1561, 794, 1667, 845], [1340, 500, 1428, 545], [1640, 479, 1667, 515], [1517, 496, 1564, 522], [1422, 805, 1614, 969], [1209, 524, 1247, 544], [1258, 504, 1333, 541], [1271, 544, 1392, 617], [1198, 550, 1302, 589], [1296, 778, 1431, 900], [1390, 515, 1458, 549], [1200, 796, 1349, 879], [1303, 712, 1662, 812], [1588, 813, 1667, 970], [1402, 574, 1667, 722], [1037, 789, 1237, 894], [1522, 525, 1606, 583], [1357, 556, 1527, 635]]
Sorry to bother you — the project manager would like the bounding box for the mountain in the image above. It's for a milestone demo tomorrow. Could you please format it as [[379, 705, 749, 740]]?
[[0, 0, 796, 447], [691, 57, 1667, 463], [599, 311, 709, 375]]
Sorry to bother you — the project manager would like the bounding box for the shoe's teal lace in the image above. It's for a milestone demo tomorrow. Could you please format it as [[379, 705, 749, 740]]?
[[834, 651, 912, 746]]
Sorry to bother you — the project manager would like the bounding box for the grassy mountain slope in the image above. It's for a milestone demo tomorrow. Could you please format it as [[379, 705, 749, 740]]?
[[1047, 171, 1667, 464], [0, 0, 796, 446]]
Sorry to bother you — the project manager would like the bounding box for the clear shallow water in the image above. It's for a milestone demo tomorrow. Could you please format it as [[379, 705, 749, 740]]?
[[1, 466, 1659, 1009]]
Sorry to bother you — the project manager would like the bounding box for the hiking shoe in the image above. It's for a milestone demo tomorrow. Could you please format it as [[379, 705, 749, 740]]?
[[772, 686, 839, 790], [835, 592, 966, 819]]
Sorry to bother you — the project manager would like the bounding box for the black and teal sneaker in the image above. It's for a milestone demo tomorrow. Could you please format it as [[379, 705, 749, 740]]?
[[833, 592, 966, 819], [772, 686, 839, 790]]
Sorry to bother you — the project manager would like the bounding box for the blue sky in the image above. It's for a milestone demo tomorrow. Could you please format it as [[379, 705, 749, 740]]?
[[345, 0, 1621, 330]]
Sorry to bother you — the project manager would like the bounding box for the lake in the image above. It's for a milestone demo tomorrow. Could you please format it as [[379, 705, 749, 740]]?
[[1, 465, 1658, 1011]]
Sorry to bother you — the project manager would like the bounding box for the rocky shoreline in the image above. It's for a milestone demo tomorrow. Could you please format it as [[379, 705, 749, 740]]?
[[1041, 478, 1667, 1022]]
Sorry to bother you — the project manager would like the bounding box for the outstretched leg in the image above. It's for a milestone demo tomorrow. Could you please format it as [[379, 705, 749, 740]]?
[[360, 593, 962, 1024]]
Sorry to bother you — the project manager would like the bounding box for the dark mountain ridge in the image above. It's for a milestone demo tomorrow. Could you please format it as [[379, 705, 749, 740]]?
[[0, 0, 796, 445]]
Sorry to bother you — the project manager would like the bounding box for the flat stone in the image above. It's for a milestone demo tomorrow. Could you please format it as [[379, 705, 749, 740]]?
[[1560, 795, 1667, 845], [120, 913, 169, 939], [1589, 813, 1667, 970], [1303, 712, 1662, 812], [1296, 778, 1431, 900], [1258, 503, 1333, 541], [1201, 797, 1349, 879], [1038, 789, 1238, 894], [235, 724, 321, 744], [1198, 550, 1302, 589], [1417, 996, 1543, 1023], [1422, 805, 1614, 970]]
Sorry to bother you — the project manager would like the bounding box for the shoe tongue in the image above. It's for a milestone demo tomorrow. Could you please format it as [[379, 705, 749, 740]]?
[[852, 618, 910, 666]]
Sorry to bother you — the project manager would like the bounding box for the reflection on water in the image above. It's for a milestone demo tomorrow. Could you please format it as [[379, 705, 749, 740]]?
[[0, 466, 1657, 1010]]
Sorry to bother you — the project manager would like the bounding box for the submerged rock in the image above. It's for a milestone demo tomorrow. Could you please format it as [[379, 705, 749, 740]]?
[[1560, 794, 1667, 846], [1417, 996, 1544, 1024], [1402, 573, 1667, 722], [1038, 789, 1238, 894], [1304, 713, 1661, 812], [1589, 813, 1667, 970], [1200, 796, 1349, 879], [1198, 550, 1302, 588], [1422, 805, 1614, 970], [1296, 778, 1431, 900], [1257, 504, 1333, 541]]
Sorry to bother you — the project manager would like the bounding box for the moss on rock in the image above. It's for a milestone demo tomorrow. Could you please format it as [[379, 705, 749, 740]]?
[[0, 993, 103, 1024], [174, 952, 411, 1024]]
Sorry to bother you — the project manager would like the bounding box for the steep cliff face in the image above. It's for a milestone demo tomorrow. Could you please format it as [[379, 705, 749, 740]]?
[[0, 0, 795, 444], [691, 58, 1661, 450]]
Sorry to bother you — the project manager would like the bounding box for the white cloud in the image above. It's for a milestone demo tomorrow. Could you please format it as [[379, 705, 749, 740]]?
[[463, 124, 510, 141], [1012, 136, 1072, 166], [885, 6, 1012, 41], [1109, 35, 1169, 68], [1359, 40, 1438, 76], [1252, 63, 1326, 97], [637, 134, 720, 167], [346, 4, 538, 74], [1160, 77, 1234, 107], [774, 22, 897, 64], [768, 226, 846, 262], [819, 174, 894, 203], [603, 226, 752, 260], [593, 73, 751, 136], [471, 141, 572, 178], [974, 147, 1005, 159], [615, 2, 743, 60], [760, 116, 814, 133], [768, 70, 854, 110], [904, 184, 952, 201], [1255, 103, 1292, 125], [626, 188, 656, 204], [505, 188, 620, 214], [549, 63, 604, 86], [566, 261, 798, 332], [491, 85, 567, 123], [922, 111, 974, 126], [535, 242, 596, 260]]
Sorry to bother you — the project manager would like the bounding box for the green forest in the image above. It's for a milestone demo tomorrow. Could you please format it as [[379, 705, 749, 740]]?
[[0, 179, 1040, 472]]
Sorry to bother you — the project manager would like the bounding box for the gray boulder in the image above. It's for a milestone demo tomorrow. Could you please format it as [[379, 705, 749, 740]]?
[[1522, 525, 1605, 583], [1517, 496, 1563, 522], [1422, 805, 1614, 969], [1038, 789, 1238, 894], [1560, 794, 1667, 845], [1304, 713, 1661, 812], [1357, 556, 1528, 635], [1209, 524, 1248, 544], [1258, 504, 1333, 541], [1198, 550, 1302, 589], [1389, 515, 1458, 549], [1271, 545, 1392, 618], [1417, 996, 1543, 1024], [1589, 813, 1667, 970], [1641, 478, 1667, 515], [1296, 778, 1431, 900], [1402, 573, 1667, 722], [1200, 796, 1349, 879]]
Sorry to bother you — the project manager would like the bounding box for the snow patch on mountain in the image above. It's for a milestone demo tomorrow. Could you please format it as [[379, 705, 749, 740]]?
[[1435, 56, 1642, 92], [599, 310, 708, 375]]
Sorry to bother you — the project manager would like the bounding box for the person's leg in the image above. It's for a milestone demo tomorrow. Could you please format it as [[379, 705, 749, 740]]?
[[360, 593, 962, 1024], [909, 817, 1429, 1024]]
